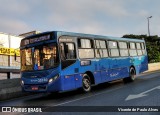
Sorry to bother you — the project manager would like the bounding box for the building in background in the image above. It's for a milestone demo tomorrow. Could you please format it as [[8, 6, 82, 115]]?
[[0, 32, 22, 79], [0, 31, 41, 79]]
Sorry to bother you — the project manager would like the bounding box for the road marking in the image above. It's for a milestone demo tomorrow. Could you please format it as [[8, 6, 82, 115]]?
[[21, 85, 125, 115], [54, 86, 124, 106], [125, 85, 160, 101]]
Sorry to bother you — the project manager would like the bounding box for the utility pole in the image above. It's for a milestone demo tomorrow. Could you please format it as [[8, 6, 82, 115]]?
[[147, 16, 152, 37]]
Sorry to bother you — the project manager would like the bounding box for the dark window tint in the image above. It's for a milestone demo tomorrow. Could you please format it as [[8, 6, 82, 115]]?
[[60, 43, 76, 60]]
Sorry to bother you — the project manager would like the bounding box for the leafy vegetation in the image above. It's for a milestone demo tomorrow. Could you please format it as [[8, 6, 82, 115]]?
[[122, 34, 160, 63]]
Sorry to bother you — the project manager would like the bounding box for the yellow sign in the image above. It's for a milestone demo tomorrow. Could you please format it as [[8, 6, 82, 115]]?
[[21, 65, 33, 71], [0, 47, 20, 56]]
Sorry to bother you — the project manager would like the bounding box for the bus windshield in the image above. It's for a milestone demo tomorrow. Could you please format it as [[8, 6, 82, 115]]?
[[21, 43, 59, 71]]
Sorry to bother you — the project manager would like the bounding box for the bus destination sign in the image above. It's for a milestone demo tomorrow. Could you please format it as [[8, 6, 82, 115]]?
[[23, 34, 51, 45], [30, 35, 50, 43]]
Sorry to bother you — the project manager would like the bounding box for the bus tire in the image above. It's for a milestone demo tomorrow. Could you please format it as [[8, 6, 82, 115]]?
[[82, 74, 91, 92], [123, 67, 136, 83]]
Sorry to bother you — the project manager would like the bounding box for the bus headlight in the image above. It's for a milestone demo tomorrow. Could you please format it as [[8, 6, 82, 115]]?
[[48, 75, 59, 84], [20, 80, 24, 86]]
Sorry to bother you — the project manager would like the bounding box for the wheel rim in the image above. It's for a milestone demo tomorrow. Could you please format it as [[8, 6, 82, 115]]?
[[83, 77, 91, 91]]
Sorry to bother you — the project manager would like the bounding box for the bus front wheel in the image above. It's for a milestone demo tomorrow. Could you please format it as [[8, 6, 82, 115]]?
[[82, 74, 91, 92]]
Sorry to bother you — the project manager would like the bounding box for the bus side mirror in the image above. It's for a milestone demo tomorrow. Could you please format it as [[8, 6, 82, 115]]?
[[14, 53, 17, 61]]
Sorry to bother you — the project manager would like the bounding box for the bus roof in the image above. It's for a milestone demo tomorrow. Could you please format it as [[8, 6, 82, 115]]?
[[56, 31, 144, 42], [22, 31, 145, 42]]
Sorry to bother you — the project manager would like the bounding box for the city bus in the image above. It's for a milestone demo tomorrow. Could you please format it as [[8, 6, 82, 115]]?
[[19, 31, 148, 93]]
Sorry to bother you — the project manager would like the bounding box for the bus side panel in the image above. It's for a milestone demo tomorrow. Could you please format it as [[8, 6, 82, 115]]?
[[107, 58, 119, 81], [47, 78, 63, 92], [62, 75, 76, 91], [106, 58, 130, 81], [139, 55, 148, 73], [61, 74, 83, 91], [132, 55, 148, 75], [75, 74, 83, 88], [100, 70, 109, 82], [117, 58, 130, 78], [99, 59, 109, 82], [79, 60, 101, 85]]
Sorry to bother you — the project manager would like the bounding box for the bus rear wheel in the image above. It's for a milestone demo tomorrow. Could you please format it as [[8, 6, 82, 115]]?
[[82, 74, 91, 92], [123, 67, 136, 83]]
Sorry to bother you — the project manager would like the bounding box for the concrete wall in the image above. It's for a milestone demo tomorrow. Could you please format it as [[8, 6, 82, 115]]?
[[0, 33, 22, 79], [0, 78, 31, 101], [147, 62, 160, 72], [0, 62, 159, 101]]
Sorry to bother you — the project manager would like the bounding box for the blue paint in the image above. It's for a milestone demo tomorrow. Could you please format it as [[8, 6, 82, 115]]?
[[20, 31, 148, 93]]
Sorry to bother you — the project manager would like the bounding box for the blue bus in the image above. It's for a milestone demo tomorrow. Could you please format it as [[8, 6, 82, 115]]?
[[19, 31, 148, 92]]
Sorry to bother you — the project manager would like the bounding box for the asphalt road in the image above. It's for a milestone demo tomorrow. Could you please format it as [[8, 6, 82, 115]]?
[[0, 70, 160, 115]]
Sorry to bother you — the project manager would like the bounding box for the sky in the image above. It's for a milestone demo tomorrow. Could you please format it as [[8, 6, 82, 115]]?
[[0, 0, 160, 37]]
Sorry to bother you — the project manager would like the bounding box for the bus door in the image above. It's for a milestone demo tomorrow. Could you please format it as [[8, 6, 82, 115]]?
[[60, 42, 78, 90]]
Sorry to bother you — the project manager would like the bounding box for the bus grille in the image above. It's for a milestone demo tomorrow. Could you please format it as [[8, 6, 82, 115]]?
[[22, 69, 53, 78]]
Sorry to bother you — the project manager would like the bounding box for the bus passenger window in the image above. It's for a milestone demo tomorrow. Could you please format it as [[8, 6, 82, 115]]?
[[119, 42, 129, 57], [60, 43, 76, 60], [108, 41, 119, 57], [136, 43, 142, 56], [129, 42, 137, 56], [94, 40, 108, 58], [141, 43, 146, 55], [78, 38, 94, 59]]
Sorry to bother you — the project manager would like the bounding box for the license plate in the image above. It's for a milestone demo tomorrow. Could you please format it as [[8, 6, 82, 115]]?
[[31, 86, 38, 90]]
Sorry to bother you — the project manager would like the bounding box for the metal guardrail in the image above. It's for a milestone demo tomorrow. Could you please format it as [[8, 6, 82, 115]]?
[[0, 66, 20, 72], [0, 54, 20, 79]]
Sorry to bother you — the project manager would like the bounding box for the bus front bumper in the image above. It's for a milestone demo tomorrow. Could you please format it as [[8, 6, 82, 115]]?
[[21, 78, 61, 93]]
